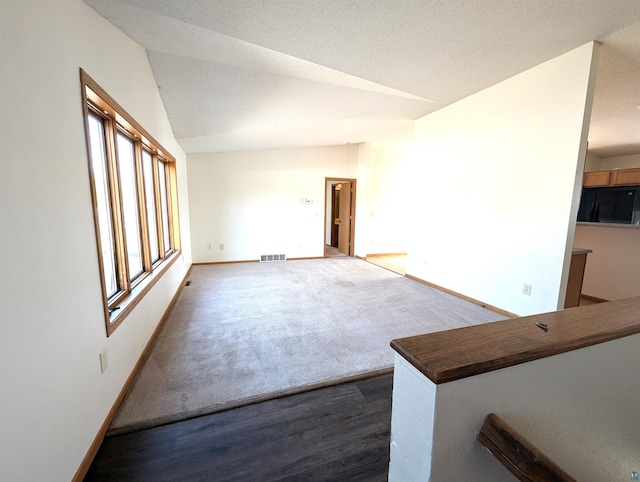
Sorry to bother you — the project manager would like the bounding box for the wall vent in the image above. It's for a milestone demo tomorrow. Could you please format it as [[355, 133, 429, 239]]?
[[260, 254, 287, 262]]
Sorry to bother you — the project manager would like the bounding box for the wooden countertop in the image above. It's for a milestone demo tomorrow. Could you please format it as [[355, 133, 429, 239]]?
[[390, 296, 640, 384]]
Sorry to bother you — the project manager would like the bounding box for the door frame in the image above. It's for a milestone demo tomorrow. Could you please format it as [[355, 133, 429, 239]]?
[[324, 177, 357, 257]]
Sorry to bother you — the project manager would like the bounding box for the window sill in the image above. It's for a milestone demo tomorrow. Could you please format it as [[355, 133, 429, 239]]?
[[107, 250, 181, 336]]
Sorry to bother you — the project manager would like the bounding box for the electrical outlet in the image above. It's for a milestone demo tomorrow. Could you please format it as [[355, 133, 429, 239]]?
[[219, 244, 224, 250], [522, 283, 532, 296], [207, 243, 212, 250], [99, 348, 109, 373]]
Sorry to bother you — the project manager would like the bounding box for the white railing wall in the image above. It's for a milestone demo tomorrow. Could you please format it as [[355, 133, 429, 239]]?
[[389, 315, 640, 480]]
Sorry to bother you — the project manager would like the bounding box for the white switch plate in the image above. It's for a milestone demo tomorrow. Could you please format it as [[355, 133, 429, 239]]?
[[99, 348, 108, 373], [522, 283, 532, 296]]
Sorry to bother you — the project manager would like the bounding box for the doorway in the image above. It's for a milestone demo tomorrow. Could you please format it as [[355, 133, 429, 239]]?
[[324, 178, 356, 257]]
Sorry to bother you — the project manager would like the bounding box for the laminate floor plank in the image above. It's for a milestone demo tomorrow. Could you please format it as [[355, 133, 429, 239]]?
[[85, 373, 392, 481]]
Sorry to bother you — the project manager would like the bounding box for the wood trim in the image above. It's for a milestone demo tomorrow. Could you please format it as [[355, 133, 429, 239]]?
[[72, 266, 192, 482], [477, 413, 577, 481], [405, 273, 519, 319], [81, 70, 175, 162], [107, 251, 181, 335], [563, 253, 588, 309], [580, 294, 608, 304], [192, 259, 259, 266], [391, 296, 640, 384], [81, 84, 112, 326], [349, 180, 356, 257], [324, 177, 357, 257], [365, 252, 407, 258], [81, 69, 182, 336], [192, 257, 325, 266]]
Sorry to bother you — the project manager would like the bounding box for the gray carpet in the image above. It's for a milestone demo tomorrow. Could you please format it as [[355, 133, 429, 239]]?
[[109, 257, 507, 434]]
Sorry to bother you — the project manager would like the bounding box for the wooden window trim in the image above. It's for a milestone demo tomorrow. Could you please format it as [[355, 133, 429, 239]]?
[[80, 69, 181, 336]]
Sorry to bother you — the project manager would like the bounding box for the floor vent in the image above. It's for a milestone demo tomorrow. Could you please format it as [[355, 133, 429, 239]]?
[[260, 254, 287, 262]]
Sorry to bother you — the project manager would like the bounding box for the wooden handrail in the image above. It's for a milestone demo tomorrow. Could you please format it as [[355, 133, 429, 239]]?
[[391, 296, 640, 384], [477, 413, 577, 482]]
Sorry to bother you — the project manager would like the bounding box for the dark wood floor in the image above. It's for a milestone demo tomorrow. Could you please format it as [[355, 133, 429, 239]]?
[[85, 373, 393, 481]]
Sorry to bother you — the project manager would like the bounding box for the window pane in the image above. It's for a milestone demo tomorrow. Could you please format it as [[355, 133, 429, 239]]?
[[87, 114, 119, 298], [142, 150, 160, 263], [158, 161, 171, 253], [116, 133, 143, 279]]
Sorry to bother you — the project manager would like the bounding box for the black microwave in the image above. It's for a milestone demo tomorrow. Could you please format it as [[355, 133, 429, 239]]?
[[577, 186, 640, 224]]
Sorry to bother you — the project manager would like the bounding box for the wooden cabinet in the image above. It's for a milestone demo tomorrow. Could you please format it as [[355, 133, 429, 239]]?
[[610, 167, 640, 186], [583, 170, 611, 187], [583, 167, 640, 187]]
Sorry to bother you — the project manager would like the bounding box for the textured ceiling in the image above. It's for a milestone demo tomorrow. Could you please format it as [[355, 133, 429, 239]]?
[[84, 0, 640, 157]]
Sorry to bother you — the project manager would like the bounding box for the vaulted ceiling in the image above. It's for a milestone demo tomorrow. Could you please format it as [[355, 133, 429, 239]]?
[[84, 0, 640, 157]]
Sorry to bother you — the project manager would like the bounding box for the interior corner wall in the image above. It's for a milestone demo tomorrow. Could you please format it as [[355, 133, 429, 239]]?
[[354, 142, 372, 257], [406, 42, 598, 316], [366, 147, 410, 255], [0, 1, 192, 481], [595, 153, 640, 170], [584, 151, 603, 171], [187, 146, 358, 263]]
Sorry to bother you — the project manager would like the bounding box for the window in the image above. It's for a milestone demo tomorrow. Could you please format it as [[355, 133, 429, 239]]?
[[81, 70, 180, 335]]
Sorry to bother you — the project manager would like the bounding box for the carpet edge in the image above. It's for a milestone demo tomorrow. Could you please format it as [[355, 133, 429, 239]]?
[[106, 367, 394, 436]]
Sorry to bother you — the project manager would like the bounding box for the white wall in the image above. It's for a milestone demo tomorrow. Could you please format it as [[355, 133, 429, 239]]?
[[390, 332, 640, 481], [354, 142, 372, 257], [187, 146, 358, 262], [365, 148, 410, 255], [406, 43, 598, 316], [587, 153, 640, 171], [584, 151, 603, 171], [0, 1, 191, 481]]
